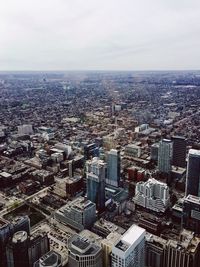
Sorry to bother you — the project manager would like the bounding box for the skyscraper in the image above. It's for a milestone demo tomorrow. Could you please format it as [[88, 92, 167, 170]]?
[[158, 139, 172, 174], [86, 158, 106, 211], [6, 231, 30, 267], [68, 234, 103, 267], [34, 250, 62, 267], [172, 136, 186, 168], [0, 219, 12, 267], [182, 194, 200, 234], [185, 149, 200, 197], [106, 149, 120, 187], [111, 224, 146, 267]]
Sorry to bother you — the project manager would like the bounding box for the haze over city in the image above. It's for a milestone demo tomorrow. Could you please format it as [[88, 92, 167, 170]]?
[[1, 0, 200, 70]]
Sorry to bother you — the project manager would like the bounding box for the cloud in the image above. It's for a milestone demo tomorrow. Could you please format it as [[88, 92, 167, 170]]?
[[0, 0, 200, 70]]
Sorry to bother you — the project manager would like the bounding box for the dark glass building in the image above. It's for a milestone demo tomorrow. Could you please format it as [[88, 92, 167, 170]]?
[[186, 149, 200, 197], [172, 136, 186, 168], [86, 158, 106, 212]]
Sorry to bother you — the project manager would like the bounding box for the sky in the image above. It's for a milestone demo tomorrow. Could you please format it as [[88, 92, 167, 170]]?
[[0, 0, 200, 71]]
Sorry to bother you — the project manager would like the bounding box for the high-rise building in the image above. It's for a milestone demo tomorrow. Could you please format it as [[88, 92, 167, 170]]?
[[6, 231, 30, 267], [6, 230, 49, 267], [111, 224, 146, 267], [145, 233, 167, 267], [133, 178, 170, 213], [171, 136, 186, 168], [11, 216, 30, 235], [101, 232, 121, 267], [68, 234, 103, 267], [55, 196, 96, 231], [86, 157, 106, 211], [0, 216, 33, 267], [34, 250, 62, 267], [185, 149, 200, 197], [0, 219, 12, 267], [182, 194, 200, 234], [158, 139, 172, 174], [84, 143, 99, 160], [150, 143, 159, 162], [29, 232, 50, 267], [145, 230, 200, 267], [106, 149, 120, 187]]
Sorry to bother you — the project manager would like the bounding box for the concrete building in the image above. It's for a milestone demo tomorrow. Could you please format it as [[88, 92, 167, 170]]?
[[106, 149, 120, 187], [125, 144, 141, 158], [84, 143, 99, 160], [68, 234, 103, 267], [0, 219, 12, 267], [101, 232, 121, 267], [182, 194, 200, 234], [146, 230, 200, 267], [34, 250, 62, 267], [171, 136, 186, 168], [86, 157, 106, 211], [6, 230, 50, 267], [111, 224, 146, 267], [145, 233, 167, 267], [55, 196, 96, 231], [6, 231, 30, 267], [185, 149, 200, 197], [17, 124, 33, 136], [150, 143, 159, 162], [158, 139, 172, 174], [92, 219, 125, 238], [134, 178, 170, 213], [66, 176, 83, 199]]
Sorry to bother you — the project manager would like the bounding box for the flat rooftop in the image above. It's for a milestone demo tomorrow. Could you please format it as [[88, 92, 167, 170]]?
[[189, 149, 200, 157], [185, 194, 200, 204], [121, 224, 145, 246]]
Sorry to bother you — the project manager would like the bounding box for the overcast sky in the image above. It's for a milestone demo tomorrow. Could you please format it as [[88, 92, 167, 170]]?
[[0, 0, 200, 71]]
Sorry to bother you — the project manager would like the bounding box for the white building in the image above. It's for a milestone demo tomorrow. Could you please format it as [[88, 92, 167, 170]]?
[[111, 224, 145, 267], [133, 178, 170, 213], [17, 124, 33, 135]]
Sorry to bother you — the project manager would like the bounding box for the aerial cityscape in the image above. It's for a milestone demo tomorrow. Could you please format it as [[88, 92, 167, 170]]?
[[1, 0, 200, 267], [0, 70, 199, 267]]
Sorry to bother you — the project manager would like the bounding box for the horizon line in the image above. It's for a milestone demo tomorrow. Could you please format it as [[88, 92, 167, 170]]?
[[0, 69, 200, 73]]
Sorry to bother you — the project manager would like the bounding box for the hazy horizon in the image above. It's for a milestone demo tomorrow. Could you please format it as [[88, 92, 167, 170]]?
[[1, 0, 200, 71]]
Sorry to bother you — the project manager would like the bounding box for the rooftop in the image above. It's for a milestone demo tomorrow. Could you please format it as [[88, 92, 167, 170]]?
[[185, 194, 200, 205], [189, 149, 200, 157], [121, 224, 145, 247], [12, 231, 28, 243], [34, 250, 61, 267]]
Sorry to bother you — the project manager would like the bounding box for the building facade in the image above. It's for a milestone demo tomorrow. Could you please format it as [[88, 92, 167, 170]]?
[[68, 234, 103, 267], [182, 194, 200, 234], [186, 149, 200, 197], [158, 139, 172, 174], [106, 149, 120, 187], [111, 225, 146, 267], [134, 178, 170, 213], [86, 158, 106, 211], [171, 136, 186, 168], [55, 196, 96, 231]]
